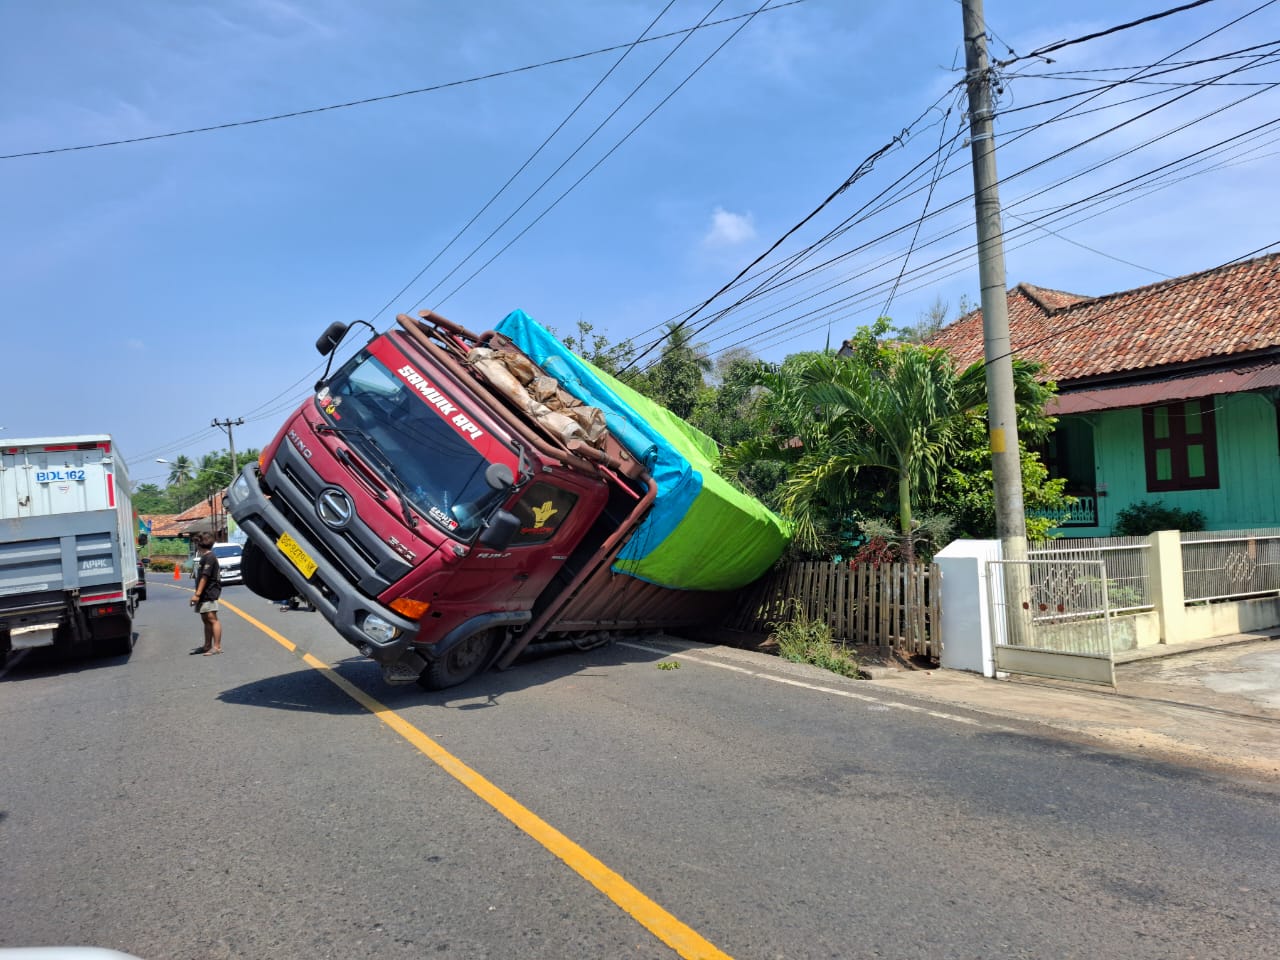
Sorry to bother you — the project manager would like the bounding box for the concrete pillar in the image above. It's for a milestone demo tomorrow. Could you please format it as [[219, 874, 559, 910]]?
[[935, 539, 1003, 677], [1148, 529, 1188, 644]]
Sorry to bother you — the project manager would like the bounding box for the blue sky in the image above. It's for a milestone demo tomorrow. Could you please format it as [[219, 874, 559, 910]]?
[[4, 0, 1278, 485]]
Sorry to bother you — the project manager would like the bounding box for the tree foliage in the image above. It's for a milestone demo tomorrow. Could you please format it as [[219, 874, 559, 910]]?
[[558, 318, 636, 377], [638, 322, 712, 420], [134, 448, 259, 514], [721, 318, 1063, 560]]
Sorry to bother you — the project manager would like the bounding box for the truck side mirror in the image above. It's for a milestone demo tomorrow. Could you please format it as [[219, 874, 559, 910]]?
[[485, 462, 515, 490], [478, 509, 519, 550], [316, 321, 349, 356], [137, 533, 149, 546]]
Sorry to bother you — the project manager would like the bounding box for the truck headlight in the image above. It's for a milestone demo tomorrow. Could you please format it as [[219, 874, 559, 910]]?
[[359, 613, 400, 645], [230, 472, 252, 503]]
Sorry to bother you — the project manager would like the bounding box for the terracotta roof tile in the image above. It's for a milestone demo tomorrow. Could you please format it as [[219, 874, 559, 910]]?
[[926, 252, 1280, 384]]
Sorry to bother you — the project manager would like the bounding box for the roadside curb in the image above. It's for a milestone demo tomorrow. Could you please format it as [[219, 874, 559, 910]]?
[[1114, 629, 1280, 665], [863, 665, 1280, 783]]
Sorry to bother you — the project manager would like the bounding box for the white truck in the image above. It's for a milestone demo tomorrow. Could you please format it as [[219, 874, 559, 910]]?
[[0, 435, 145, 664]]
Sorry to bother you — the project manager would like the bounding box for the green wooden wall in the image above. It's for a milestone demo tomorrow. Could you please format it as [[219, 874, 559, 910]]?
[[1055, 392, 1280, 535]]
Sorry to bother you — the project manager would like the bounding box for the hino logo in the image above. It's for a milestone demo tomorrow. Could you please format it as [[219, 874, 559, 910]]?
[[288, 428, 313, 459], [316, 487, 354, 529]]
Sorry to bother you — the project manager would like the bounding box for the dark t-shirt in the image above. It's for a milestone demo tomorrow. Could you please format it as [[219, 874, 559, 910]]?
[[197, 551, 222, 601]]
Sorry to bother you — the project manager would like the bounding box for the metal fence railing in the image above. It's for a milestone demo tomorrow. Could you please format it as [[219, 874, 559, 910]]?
[[987, 559, 1117, 686], [1031, 494, 1098, 528], [1029, 536, 1151, 613], [1180, 528, 1280, 603]]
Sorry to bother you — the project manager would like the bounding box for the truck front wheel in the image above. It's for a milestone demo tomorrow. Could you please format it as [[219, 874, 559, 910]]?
[[417, 630, 500, 691], [241, 539, 296, 602]]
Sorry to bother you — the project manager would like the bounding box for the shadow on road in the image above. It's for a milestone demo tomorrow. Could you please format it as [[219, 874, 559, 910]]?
[[0, 638, 137, 682], [217, 667, 368, 715], [216, 634, 696, 715]]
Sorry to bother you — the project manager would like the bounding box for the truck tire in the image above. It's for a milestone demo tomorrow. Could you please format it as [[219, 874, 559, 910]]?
[[417, 630, 500, 691], [241, 539, 296, 602]]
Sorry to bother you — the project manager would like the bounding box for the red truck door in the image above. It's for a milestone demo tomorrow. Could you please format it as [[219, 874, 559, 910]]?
[[456, 478, 596, 608]]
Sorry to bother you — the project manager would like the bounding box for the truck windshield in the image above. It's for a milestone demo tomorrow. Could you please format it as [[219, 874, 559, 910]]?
[[318, 350, 503, 538]]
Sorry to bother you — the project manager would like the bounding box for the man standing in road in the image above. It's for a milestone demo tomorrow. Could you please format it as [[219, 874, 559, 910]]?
[[189, 532, 223, 655]]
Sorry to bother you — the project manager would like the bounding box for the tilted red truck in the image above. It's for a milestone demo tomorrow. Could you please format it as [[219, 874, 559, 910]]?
[[225, 309, 789, 689]]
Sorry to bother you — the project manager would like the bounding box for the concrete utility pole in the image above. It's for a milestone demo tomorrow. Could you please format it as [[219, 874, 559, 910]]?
[[960, 0, 1028, 565], [211, 417, 245, 476]]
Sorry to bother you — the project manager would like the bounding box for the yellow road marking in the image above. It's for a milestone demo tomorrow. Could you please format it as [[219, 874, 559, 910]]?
[[220, 600, 732, 960], [220, 599, 296, 651]]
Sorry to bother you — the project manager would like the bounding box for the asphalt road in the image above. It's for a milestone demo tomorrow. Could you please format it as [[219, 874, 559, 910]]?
[[3, 579, 1278, 959]]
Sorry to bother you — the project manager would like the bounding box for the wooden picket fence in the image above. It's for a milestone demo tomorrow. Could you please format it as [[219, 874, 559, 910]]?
[[727, 561, 941, 659]]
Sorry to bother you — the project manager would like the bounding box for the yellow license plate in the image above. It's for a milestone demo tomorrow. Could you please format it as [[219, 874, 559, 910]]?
[[276, 531, 318, 580]]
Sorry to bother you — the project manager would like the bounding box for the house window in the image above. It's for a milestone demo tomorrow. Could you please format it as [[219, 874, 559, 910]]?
[[1141, 398, 1219, 491]]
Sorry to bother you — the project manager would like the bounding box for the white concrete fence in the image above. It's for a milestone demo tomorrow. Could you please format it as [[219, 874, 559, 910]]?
[[936, 529, 1280, 677]]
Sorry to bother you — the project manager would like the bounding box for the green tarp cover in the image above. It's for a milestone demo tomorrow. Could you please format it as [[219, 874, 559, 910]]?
[[495, 310, 790, 591]]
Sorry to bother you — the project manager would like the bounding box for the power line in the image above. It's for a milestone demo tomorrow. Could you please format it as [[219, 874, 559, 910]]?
[[686, 12, 1280, 356], [622, 12, 1278, 367], [365, 0, 685, 325], [235, 5, 757, 430], [1005, 211, 1171, 278], [682, 81, 1280, 363], [428, 0, 777, 312], [997, 0, 1224, 67], [720, 117, 1280, 361], [616, 84, 965, 374], [0, 2, 809, 162], [130, 0, 1278, 460], [402, 0, 733, 317]]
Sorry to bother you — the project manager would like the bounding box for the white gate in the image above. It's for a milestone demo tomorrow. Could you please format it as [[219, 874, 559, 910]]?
[[987, 559, 1115, 687]]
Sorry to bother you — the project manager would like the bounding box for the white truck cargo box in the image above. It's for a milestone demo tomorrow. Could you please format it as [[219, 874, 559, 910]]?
[[1, 435, 143, 662]]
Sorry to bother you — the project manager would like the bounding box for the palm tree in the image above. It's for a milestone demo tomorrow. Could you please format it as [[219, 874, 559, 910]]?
[[797, 347, 985, 562], [647, 321, 713, 419], [724, 342, 1054, 562], [165, 455, 194, 487]]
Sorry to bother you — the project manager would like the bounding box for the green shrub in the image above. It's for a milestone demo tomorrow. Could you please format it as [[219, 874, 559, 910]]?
[[1113, 500, 1207, 536], [768, 601, 859, 678]]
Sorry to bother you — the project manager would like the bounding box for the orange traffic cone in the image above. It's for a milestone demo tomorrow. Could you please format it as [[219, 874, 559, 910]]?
[[173, 562, 181, 580]]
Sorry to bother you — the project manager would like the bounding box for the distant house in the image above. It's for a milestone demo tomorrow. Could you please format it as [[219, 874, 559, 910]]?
[[928, 253, 1280, 535], [141, 491, 229, 545]]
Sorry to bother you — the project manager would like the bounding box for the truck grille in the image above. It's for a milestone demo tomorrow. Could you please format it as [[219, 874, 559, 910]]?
[[264, 440, 411, 596]]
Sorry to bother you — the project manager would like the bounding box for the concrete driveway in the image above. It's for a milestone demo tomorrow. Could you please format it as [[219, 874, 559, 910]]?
[[867, 632, 1280, 782], [1116, 635, 1280, 721]]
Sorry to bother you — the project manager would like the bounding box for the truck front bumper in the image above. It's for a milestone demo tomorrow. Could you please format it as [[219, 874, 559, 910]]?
[[226, 465, 420, 664]]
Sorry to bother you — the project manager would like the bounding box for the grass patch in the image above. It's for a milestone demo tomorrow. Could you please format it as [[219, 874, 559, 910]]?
[[768, 601, 860, 678]]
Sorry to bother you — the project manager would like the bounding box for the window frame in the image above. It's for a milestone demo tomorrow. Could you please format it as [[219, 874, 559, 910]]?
[[1141, 397, 1219, 492]]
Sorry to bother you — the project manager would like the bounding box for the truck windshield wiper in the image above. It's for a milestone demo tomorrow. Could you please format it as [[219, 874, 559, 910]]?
[[315, 423, 418, 529]]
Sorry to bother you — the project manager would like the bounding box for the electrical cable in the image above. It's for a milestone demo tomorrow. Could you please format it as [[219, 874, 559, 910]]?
[[997, 0, 1224, 67], [365, 0, 685, 325], [689, 103, 1280, 362], [407, 0, 735, 314], [659, 23, 1280, 361], [133, 1, 1277, 461], [0, 2, 808, 161], [615, 83, 965, 374], [879, 95, 966, 317], [427, 0, 777, 312]]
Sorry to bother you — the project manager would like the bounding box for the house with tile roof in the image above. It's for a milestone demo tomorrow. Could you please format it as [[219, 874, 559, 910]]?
[[140, 492, 229, 542], [928, 252, 1280, 535]]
